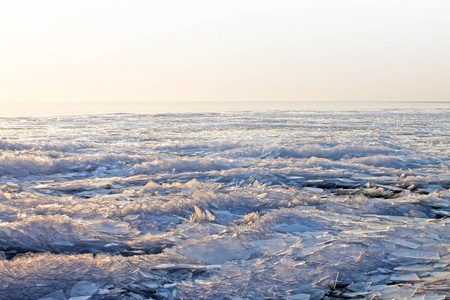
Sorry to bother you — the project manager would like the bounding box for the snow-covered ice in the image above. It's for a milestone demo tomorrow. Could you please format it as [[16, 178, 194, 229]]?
[[0, 109, 449, 299]]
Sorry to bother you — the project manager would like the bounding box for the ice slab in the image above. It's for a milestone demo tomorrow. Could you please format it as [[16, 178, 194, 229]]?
[[86, 220, 132, 235], [179, 237, 251, 264], [249, 237, 302, 255], [389, 238, 422, 249], [394, 264, 434, 272], [371, 284, 417, 299], [38, 289, 67, 300], [410, 296, 447, 300], [390, 249, 440, 260], [286, 293, 310, 300], [189, 205, 215, 223], [390, 273, 421, 282], [69, 281, 100, 298]]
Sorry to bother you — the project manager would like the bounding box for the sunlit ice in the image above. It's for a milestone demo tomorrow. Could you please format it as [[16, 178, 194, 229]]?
[[0, 1, 449, 299]]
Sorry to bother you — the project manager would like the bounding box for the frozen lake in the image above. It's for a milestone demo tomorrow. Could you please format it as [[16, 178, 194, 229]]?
[[0, 109, 449, 299]]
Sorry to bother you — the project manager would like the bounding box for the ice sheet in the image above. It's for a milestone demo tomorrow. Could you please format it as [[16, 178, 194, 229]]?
[[0, 110, 449, 299]]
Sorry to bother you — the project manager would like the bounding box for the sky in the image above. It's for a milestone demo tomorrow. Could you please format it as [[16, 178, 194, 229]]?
[[0, 0, 449, 114]]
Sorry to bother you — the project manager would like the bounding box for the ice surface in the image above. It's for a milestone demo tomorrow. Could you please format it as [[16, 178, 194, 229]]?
[[0, 110, 449, 299]]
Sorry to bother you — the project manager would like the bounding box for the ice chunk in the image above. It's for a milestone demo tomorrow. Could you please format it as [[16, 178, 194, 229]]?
[[86, 220, 131, 235], [139, 180, 161, 193], [363, 187, 387, 197], [369, 274, 390, 283], [0, 190, 9, 200], [121, 174, 152, 185], [346, 282, 372, 292], [190, 205, 206, 223], [410, 296, 447, 300], [389, 273, 421, 282], [297, 243, 330, 256], [375, 184, 405, 192], [205, 209, 216, 222], [389, 238, 422, 249], [274, 222, 322, 233], [287, 293, 310, 300], [433, 209, 450, 217], [390, 249, 440, 260], [249, 237, 302, 255], [251, 179, 261, 188], [342, 291, 374, 298], [232, 211, 259, 225], [54, 180, 91, 192], [371, 284, 417, 299], [213, 210, 234, 224], [189, 205, 215, 223], [304, 187, 323, 193], [53, 241, 75, 246], [428, 271, 450, 279], [192, 189, 214, 203], [394, 264, 433, 272], [38, 289, 67, 300], [184, 178, 203, 189], [180, 237, 251, 264], [69, 281, 100, 298], [142, 282, 159, 289]]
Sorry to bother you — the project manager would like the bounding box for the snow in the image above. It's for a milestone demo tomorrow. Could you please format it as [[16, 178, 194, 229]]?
[[0, 109, 449, 299]]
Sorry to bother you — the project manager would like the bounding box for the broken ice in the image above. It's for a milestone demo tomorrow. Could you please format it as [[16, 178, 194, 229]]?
[[0, 110, 449, 299]]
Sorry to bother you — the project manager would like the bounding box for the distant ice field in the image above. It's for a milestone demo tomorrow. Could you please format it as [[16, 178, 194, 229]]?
[[0, 109, 449, 299], [3, 100, 450, 117]]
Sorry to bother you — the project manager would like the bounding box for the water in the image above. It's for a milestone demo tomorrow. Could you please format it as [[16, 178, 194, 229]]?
[[0, 109, 449, 299]]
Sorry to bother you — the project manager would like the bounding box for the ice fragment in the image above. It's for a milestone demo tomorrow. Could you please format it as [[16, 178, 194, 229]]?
[[69, 281, 100, 298], [180, 237, 251, 264], [390, 249, 440, 260]]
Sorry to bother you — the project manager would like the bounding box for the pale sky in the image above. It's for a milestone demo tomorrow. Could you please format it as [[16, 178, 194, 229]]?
[[1, 0, 449, 107]]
